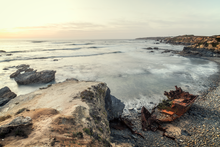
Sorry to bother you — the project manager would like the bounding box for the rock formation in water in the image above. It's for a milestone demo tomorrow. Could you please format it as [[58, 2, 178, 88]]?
[[10, 64, 56, 85], [14, 70, 56, 85]]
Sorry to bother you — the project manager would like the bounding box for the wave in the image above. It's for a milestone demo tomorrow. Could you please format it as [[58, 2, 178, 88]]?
[[0, 51, 122, 63], [31, 41, 47, 43], [69, 43, 94, 45], [7, 48, 82, 53]]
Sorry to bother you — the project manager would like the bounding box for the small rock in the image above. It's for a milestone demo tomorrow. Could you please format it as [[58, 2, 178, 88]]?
[[131, 135, 137, 139], [0, 50, 6, 52], [3, 68, 8, 70], [181, 130, 191, 136], [53, 59, 58, 61], [6, 54, 12, 56]]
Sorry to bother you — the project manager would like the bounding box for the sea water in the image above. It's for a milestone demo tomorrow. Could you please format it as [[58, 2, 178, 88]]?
[[0, 39, 218, 112]]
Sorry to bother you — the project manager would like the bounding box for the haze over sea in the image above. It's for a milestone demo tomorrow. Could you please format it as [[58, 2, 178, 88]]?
[[0, 39, 218, 112]]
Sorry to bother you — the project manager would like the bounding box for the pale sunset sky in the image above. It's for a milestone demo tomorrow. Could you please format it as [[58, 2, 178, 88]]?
[[0, 0, 219, 39]]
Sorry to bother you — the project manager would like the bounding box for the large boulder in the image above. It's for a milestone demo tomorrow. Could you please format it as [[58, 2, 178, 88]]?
[[0, 87, 17, 106], [14, 70, 56, 85]]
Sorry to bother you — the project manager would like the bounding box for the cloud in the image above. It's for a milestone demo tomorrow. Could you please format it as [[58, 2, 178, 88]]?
[[13, 22, 106, 31]]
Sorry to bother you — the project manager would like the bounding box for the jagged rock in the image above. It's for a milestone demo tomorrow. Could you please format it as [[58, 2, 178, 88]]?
[[16, 64, 30, 69], [10, 64, 33, 78], [0, 50, 6, 52], [105, 88, 125, 121], [181, 47, 214, 57], [0, 87, 17, 106], [14, 70, 56, 85]]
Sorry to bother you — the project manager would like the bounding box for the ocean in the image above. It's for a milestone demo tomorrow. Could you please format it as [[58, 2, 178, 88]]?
[[0, 39, 218, 112]]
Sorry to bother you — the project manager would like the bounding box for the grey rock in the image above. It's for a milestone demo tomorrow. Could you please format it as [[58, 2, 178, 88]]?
[[0, 50, 6, 52], [0, 86, 17, 107], [181, 130, 191, 136], [105, 88, 125, 121], [14, 70, 56, 85], [146, 47, 153, 49], [16, 64, 30, 69], [0, 87, 11, 97]]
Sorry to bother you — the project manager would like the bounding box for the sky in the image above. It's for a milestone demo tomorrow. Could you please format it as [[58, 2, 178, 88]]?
[[0, 0, 220, 39]]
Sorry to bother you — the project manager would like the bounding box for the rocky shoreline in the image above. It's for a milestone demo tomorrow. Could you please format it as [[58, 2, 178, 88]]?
[[1, 37, 220, 146]]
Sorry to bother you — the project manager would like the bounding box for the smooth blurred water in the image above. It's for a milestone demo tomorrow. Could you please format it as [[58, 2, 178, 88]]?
[[0, 39, 218, 112]]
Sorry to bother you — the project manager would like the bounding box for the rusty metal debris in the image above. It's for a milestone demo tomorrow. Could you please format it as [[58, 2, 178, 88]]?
[[157, 86, 198, 122]]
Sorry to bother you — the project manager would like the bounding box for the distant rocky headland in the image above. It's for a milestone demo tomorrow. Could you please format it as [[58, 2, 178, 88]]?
[[137, 35, 220, 57]]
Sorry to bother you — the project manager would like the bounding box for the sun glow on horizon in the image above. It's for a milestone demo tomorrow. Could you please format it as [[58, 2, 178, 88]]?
[[0, 0, 220, 39]]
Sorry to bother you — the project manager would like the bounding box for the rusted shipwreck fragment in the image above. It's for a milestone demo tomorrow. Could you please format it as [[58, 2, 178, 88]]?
[[155, 86, 198, 122]]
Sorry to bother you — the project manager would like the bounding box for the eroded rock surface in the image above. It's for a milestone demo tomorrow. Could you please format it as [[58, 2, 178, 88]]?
[[0, 79, 116, 146]]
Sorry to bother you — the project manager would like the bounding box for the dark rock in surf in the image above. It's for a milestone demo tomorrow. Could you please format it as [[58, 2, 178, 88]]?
[[146, 47, 153, 49], [14, 70, 56, 85], [161, 50, 172, 53], [0, 50, 6, 53]]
